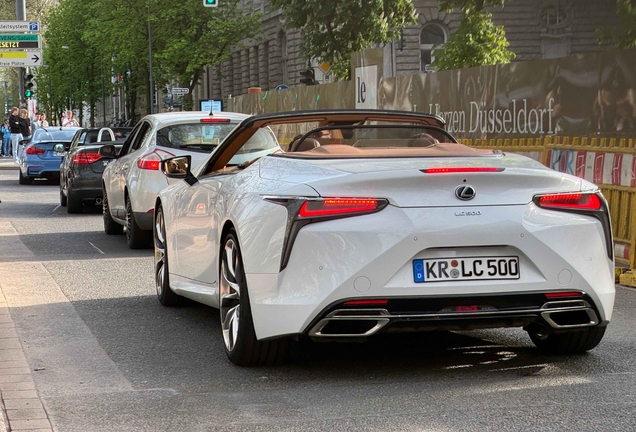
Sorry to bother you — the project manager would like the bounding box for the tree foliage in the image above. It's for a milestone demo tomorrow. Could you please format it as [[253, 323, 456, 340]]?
[[432, 0, 515, 71], [39, 0, 259, 122], [597, 0, 636, 48], [270, 0, 417, 79]]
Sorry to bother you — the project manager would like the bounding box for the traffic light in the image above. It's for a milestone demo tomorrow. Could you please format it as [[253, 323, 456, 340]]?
[[24, 73, 34, 98], [299, 67, 316, 86], [203, 0, 218, 7]]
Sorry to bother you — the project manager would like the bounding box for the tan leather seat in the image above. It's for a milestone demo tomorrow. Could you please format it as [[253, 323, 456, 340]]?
[[292, 138, 321, 152]]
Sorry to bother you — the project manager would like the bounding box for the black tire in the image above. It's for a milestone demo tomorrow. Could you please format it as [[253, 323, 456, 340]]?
[[66, 189, 82, 213], [125, 197, 152, 249], [18, 170, 31, 185], [103, 187, 123, 235], [220, 230, 287, 367], [154, 205, 180, 306], [60, 188, 67, 207], [528, 326, 607, 354]]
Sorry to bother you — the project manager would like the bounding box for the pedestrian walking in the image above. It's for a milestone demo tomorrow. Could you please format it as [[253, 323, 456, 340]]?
[[9, 107, 22, 162], [1, 120, 11, 157]]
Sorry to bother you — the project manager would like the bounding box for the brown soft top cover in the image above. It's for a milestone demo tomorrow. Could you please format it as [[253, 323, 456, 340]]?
[[289, 143, 495, 158]]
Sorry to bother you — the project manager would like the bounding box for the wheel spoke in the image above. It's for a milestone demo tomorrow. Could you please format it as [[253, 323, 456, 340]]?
[[220, 238, 243, 352]]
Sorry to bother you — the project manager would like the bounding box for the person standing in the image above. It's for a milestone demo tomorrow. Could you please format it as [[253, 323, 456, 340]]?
[[19, 108, 31, 139], [62, 110, 79, 127], [9, 107, 22, 162], [17, 109, 31, 161], [1, 120, 11, 157], [40, 113, 49, 128], [31, 113, 42, 135]]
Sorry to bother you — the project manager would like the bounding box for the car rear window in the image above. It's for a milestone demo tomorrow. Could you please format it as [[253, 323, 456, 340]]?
[[33, 129, 78, 142], [155, 122, 239, 153]]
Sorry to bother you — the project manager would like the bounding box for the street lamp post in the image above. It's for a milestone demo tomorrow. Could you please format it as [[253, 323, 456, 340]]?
[[61, 46, 72, 110]]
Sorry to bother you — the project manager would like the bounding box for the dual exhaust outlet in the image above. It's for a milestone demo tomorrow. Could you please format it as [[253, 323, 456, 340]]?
[[308, 299, 599, 338]]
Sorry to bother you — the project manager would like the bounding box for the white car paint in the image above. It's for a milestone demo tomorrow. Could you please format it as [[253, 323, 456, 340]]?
[[158, 149, 615, 339], [154, 110, 614, 365], [102, 111, 251, 232]]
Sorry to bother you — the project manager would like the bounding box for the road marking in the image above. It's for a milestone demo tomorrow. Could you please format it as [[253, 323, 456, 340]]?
[[52, 204, 60, 212], [88, 241, 105, 254]]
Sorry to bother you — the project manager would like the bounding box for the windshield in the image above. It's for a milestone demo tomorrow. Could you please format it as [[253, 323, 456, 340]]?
[[156, 122, 238, 153], [33, 128, 79, 142]]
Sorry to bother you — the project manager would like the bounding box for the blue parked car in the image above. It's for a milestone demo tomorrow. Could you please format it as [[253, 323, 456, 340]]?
[[18, 127, 81, 184]]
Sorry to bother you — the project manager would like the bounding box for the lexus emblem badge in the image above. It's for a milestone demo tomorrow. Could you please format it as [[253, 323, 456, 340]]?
[[455, 185, 476, 201]]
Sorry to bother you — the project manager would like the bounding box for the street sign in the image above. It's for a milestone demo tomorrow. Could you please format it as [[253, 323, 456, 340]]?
[[171, 87, 189, 95], [0, 50, 42, 67], [0, 21, 40, 32], [0, 34, 41, 49]]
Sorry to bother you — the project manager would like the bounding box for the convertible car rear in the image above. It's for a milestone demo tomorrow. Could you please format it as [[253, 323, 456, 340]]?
[[153, 110, 615, 366]]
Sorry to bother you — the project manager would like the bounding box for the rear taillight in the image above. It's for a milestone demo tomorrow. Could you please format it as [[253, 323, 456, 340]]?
[[535, 193, 602, 211], [299, 198, 385, 218], [534, 191, 612, 261], [72, 152, 102, 165], [423, 167, 503, 174], [200, 118, 231, 123], [138, 150, 175, 171], [25, 146, 45, 155]]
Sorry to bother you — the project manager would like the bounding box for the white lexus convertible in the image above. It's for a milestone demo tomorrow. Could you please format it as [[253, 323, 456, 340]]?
[[153, 110, 615, 366]]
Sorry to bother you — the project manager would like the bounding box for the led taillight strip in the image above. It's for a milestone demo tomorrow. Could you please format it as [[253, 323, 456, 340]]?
[[535, 193, 602, 211], [299, 198, 384, 218], [423, 167, 504, 174]]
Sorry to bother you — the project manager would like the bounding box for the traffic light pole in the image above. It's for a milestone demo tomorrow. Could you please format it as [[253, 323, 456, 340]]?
[[17, 0, 26, 107]]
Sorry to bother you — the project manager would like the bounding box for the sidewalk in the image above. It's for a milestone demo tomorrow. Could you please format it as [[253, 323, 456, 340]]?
[[0, 158, 17, 171]]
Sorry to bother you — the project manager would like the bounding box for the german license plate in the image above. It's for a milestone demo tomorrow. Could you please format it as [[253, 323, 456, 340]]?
[[413, 256, 520, 283]]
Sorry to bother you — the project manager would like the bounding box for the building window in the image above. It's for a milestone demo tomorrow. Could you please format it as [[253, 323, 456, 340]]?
[[420, 23, 446, 73], [279, 31, 288, 84], [539, 1, 571, 29]]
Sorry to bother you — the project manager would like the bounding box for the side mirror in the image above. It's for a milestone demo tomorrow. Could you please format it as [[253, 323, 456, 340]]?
[[98, 144, 117, 158], [53, 144, 65, 153], [161, 155, 197, 185], [18, 139, 29, 146]]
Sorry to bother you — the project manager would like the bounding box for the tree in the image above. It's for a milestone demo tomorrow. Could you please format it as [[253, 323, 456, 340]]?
[[270, 0, 417, 79], [597, 0, 636, 48], [152, 0, 261, 110], [432, 0, 515, 71]]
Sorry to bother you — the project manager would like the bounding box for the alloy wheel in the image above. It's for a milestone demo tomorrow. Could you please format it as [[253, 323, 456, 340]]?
[[220, 238, 241, 352], [154, 208, 166, 298]]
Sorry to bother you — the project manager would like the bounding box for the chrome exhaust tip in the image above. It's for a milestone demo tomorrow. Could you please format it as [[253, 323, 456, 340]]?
[[541, 300, 599, 328], [309, 309, 390, 337]]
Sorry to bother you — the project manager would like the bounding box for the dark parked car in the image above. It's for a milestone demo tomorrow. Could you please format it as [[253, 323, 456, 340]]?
[[58, 127, 132, 213]]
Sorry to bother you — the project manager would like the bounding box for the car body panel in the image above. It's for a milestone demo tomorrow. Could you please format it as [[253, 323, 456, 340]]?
[[60, 128, 132, 204], [155, 110, 615, 346], [102, 112, 255, 232], [19, 127, 81, 180]]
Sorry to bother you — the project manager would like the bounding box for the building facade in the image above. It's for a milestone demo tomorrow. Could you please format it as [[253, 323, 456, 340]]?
[[190, 0, 620, 110]]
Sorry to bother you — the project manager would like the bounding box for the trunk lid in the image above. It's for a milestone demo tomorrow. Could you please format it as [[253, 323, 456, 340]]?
[[259, 154, 583, 207]]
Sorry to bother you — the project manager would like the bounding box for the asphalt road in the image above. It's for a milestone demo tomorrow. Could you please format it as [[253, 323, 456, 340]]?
[[0, 171, 635, 432]]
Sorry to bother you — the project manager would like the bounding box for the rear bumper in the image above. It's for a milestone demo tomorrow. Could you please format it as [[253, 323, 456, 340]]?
[[245, 204, 615, 340], [306, 293, 603, 338], [68, 175, 104, 202]]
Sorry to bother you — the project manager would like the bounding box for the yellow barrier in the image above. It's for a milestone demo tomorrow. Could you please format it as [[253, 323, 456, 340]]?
[[460, 136, 636, 270]]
